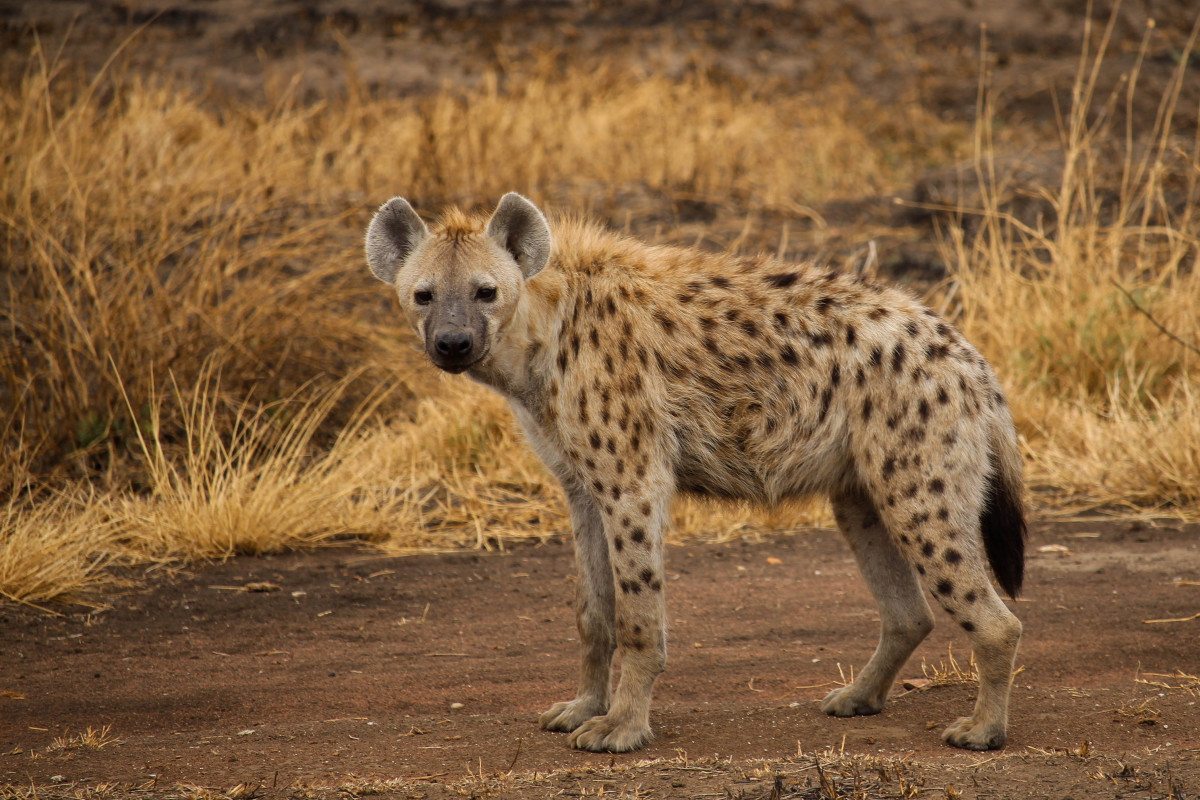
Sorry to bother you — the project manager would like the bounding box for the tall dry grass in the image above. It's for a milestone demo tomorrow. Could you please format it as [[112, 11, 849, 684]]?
[[1, 18, 1196, 604], [945, 14, 1200, 513]]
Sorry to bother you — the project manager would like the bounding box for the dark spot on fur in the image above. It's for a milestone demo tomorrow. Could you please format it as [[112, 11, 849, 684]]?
[[855, 366, 865, 387], [869, 345, 883, 368], [926, 342, 950, 360], [589, 432, 601, 450], [741, 319, 759, 338], [711, 276, 731, 289], [845, 325, 857, 347], [937, 507, 949, 521], [922, 541, 936, 558], [656, 313, 676, 333], [964, 590, 977, 603], [774, 312, 790, 330], [809, 331, 833, 348], [912, 512, 929, 527], [614, 536, 624, 552], [765, 272, 799, 288], [818, 387, 832, 423], [906, 321, 919, 337], [640, 568, 655, 585], [891, 343, 906, 372], [868, 307, 889, 320], [631, 527, 646, 544], [916, 564, 926, 575], [960, 621, 975, 632], [929, 478, 945, 494], [830, 363, 841, 387], [611, 485, 621, 501], [945, 548, 963, 565], [937, 386, 950, 405], [881, 455, 896, 479], [606, 437, 616, 455], [780, 344, 799, 365], [862, 397, 873, 421], [936, 579, 953, 596], [700, 316, 716, 330], [815, 296, 834, 314], [918, 399, 930, 421]]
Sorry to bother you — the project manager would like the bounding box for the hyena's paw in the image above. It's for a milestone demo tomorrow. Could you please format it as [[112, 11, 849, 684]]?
[[538, 697, 607, 733], [566, 712, 652, 753], [819, 685, 886, 717], [942, 716, 1007, 750]]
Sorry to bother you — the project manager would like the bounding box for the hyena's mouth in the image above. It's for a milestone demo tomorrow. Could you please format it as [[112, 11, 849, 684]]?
[[428, 347, 488, 374]]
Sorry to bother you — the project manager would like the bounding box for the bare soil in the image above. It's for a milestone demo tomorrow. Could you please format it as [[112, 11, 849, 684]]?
[[3, 521, 1198, 798]]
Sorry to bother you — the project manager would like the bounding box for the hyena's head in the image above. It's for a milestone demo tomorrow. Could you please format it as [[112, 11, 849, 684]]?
[[365, 193, 552, 374]]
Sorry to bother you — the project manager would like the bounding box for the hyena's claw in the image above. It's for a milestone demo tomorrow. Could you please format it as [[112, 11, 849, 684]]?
[[539, 697, 608, 733], [567, 713, 653, 753], [942, 715, 1007, 750], [820, 685, 886, 717]]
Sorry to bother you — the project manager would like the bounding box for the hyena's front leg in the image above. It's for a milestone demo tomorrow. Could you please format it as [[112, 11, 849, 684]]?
[[539, 480, 615, 733], [568, 490, 669, 753]]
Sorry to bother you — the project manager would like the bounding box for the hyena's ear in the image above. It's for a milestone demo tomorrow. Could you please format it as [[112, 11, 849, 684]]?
[[485, 192, 552, 280], [365, 197, 429, 285]]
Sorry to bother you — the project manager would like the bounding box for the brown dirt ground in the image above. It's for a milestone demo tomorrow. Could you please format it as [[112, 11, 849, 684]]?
[[3, 521, 1198, 798]]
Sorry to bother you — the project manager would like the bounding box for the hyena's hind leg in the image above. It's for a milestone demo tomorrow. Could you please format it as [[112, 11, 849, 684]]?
[[821, 488, 935, 717], [883, 487, 1023, 750]]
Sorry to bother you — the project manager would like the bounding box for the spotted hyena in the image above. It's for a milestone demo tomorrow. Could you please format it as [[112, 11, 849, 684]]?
[[365, 193, 1026, 753]]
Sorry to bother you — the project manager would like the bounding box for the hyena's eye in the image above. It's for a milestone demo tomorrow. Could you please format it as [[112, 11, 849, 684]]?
[[475, 286, 497, 302], [413, 289, 433, 306]]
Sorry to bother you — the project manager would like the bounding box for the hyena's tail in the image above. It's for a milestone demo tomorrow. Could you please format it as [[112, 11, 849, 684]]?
[[980, 418, 1027, 599]]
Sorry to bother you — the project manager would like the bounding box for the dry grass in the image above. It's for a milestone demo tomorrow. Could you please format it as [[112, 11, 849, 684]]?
[[45, 725, 120, 753], [1, 15, 1198, 603], [942, 15, 1200, 514]]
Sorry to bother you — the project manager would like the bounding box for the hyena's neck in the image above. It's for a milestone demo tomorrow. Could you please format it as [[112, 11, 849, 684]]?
[[468, 265, 569, 408]]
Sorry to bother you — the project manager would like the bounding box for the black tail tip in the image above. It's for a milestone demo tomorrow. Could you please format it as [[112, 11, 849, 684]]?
[[980, 478, 1027, 599]]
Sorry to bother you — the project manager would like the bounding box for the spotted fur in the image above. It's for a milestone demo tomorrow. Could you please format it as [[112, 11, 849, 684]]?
[[366, 193, 1027, 753]]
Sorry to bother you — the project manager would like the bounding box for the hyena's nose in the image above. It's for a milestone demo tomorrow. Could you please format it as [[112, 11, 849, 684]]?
[[434, 330, 474, 358]]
